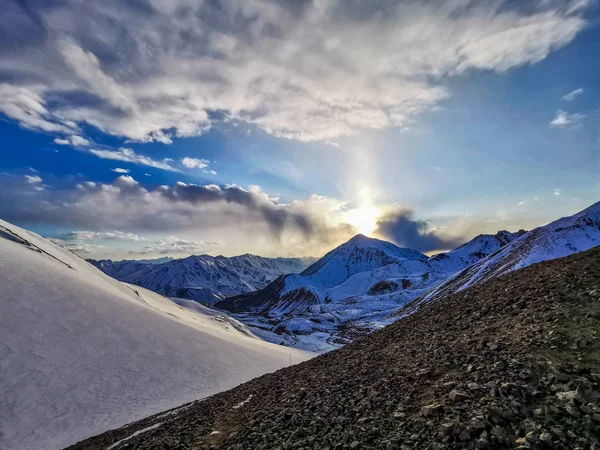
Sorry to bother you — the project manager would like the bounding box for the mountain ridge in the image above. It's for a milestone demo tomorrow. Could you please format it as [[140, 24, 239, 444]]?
[[412, 201, 600, 310], [89, 253, 317, 303]]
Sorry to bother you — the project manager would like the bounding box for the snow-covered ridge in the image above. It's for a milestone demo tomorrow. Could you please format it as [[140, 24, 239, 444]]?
[[89, 253, 316, 304], [0, 218, 312, 450], [419, 201, 600, 304]]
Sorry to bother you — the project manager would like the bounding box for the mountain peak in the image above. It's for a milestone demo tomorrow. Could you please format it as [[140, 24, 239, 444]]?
[[347, 233, 380, 246]]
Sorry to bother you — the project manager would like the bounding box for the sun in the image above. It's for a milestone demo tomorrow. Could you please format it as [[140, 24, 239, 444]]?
[[345, 205, 381, 236]]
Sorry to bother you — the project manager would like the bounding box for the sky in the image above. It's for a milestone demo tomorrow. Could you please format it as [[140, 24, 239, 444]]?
[[1, 0, 599, 259]]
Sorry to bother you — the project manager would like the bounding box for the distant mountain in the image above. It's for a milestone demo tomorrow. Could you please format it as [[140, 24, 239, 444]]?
[[216, 230, 523, 351], [414, 200, 600, 308], [0, 218, 312, 450], [89, 254, 317, 303]]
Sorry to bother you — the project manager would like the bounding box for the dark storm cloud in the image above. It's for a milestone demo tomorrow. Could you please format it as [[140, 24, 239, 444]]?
[[163, 183, 315, 237], [0, 175, 317, 239], [375, 208, 465, 252]]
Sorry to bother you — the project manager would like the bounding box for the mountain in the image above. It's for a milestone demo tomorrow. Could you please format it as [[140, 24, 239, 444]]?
[[89, 254, 316, 304], [414, 201, 600, 309], [0, 218, 312, 450], [69, 246, 600, 450], [428, 229, 526, 274], [216, 231, 523, 351]]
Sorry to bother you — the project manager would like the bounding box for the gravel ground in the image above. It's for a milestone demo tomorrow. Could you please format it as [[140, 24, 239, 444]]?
[[67, 246, 600, 450]]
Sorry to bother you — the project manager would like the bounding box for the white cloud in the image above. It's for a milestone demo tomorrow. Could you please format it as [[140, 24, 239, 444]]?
[[561, 88, 583, 101], [24, 175, 42, 184], [181, 157, 216, 174], [554, 189, 561, 196], [63, 230, 144, 242], [111, 168, 130, 174], [54, 135, 90, 147], [518, 201, 526, 205], [130, 236, 224, 255], [550, 110, 585, 128], [50, 239, 105, 254], [0, 1, 590, 142], [0, 85, 75, 134], [51, 228, 142, 255], [89, 148, 179, 172], [182, 157, 209, 170]]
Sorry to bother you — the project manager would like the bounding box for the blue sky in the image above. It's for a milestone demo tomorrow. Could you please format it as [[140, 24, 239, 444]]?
[[1, 0, 599, 258]]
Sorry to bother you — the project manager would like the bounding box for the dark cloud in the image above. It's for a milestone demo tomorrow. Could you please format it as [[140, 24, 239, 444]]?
[[375, 208, 465, 252], [0, 175, 318, 240], [163, 183, 314, 237]]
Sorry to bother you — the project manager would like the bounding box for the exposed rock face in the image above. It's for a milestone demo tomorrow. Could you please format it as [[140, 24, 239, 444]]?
[[68, 247, 600, 450], [368, 279, 399, 295]]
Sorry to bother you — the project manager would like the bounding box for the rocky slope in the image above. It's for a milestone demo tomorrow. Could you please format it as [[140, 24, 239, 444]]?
[[68, 246, 600, 450], [89, 254, 316, 304], [216, 231, 523, 351]]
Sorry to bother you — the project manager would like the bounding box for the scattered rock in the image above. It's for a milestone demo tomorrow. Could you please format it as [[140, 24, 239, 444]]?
[[421, 404, 443, 417], [449, 390, 470, 402], [493, 361, 506, 372]]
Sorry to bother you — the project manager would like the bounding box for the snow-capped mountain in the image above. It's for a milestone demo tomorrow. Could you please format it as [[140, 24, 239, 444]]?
[[428, 229, 526, 274], [89, 254, 316, 304], [216, 230, 524, 352], [0, 218, 312, 450], [416, 201, 600, 306]]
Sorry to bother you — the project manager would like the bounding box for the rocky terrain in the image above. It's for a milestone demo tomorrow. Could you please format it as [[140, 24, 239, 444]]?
[[68, 246, 600, 449]]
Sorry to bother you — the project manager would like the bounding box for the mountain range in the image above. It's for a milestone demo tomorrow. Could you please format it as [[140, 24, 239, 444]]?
[[214, 230, 525, 351], [0, 219, 312, 450], [215, 202, 600, 351], [89, 254, 316, 303]]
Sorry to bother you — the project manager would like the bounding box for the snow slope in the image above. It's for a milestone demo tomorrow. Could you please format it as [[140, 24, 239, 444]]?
[[90, 254, 315, 304], [216, 232, 523, 352], [419, 201, 600, 305], [0, 219, 312, 450]]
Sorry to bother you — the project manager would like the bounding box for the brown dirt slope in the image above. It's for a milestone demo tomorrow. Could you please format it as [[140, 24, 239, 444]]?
[[67, 246, 600, 450]]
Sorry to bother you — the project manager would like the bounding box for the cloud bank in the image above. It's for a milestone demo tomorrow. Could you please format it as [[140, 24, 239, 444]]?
[[0, 0, 590, 142], [0, 174, 358, 256]]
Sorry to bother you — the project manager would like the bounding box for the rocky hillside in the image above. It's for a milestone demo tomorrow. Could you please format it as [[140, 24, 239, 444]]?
[[89, 254, 316, 304], [68, 246, 600, 450]]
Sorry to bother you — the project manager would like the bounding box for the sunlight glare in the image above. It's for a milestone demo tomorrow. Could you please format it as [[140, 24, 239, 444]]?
[[346, 205, 381, 237]]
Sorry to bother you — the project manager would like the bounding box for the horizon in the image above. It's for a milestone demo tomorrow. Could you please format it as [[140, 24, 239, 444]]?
[[82, 199, 597, 262], [1, 0, 599, 260]]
